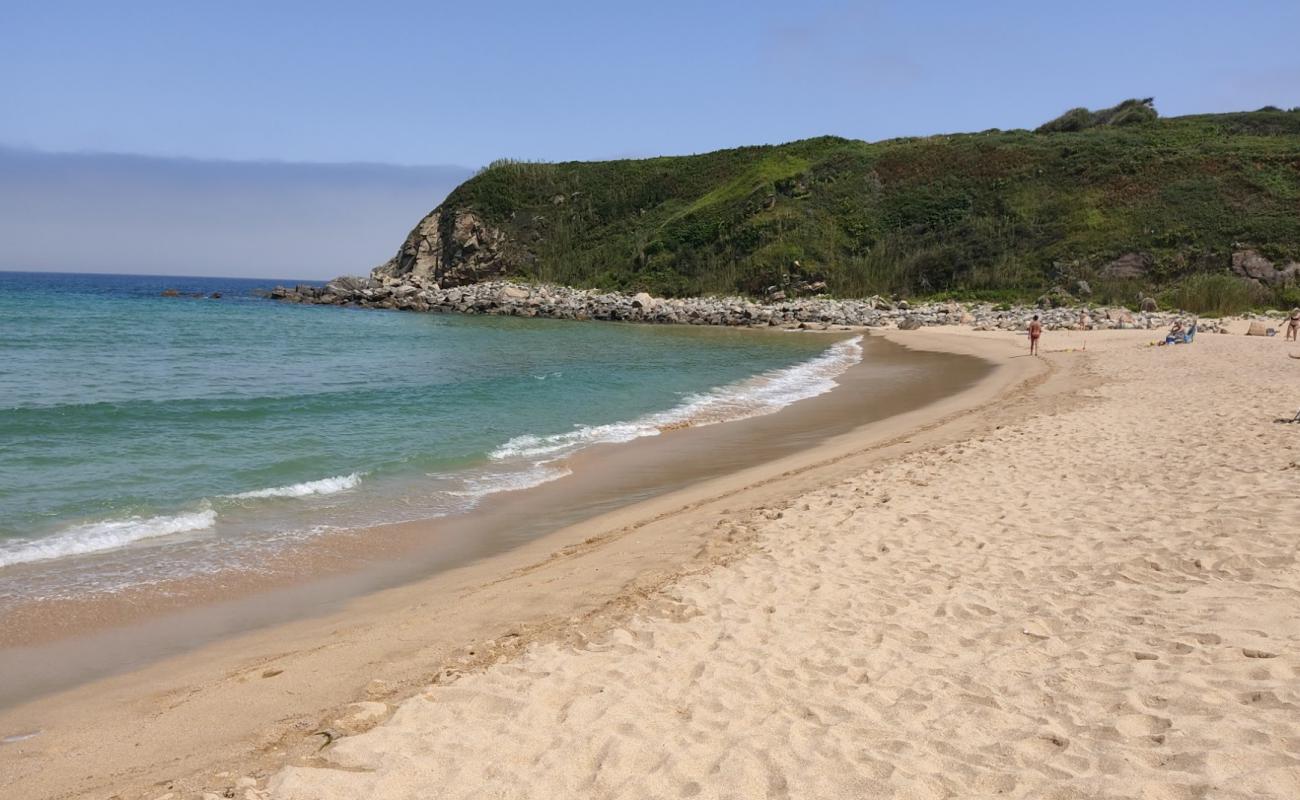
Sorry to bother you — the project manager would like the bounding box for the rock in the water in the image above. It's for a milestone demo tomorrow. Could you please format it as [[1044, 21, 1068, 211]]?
[[160, 288, 180, 297]]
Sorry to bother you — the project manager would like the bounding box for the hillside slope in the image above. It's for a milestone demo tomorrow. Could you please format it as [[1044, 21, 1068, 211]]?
[[373, 103, 1300, 303]]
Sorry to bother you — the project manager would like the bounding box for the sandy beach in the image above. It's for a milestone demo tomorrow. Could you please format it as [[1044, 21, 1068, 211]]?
[[270, 326, 1300, 799], [4, 323, 1299, 799]]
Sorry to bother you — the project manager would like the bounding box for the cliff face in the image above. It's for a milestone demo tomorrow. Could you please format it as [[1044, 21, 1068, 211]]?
[[372, 209, 520, 287], [368, 105, 1300, 302]]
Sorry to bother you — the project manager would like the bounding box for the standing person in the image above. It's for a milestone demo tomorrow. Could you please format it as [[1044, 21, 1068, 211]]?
[[1287, 308, 1300, 342], [1028, 315, 1043, 356]]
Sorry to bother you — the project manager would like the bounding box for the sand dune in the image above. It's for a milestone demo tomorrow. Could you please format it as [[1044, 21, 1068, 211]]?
[[270, 330, 1300, 800]]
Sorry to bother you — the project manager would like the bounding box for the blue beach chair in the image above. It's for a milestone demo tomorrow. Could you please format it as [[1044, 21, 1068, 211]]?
[[1164, 322, 1196, 345]]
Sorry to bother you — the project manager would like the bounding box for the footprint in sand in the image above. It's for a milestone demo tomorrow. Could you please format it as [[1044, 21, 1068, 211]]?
[[1115, 713, 1172, 737]]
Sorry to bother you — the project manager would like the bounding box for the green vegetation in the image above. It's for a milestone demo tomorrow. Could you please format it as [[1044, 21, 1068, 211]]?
[[1160, 274, 1272, 316], [1035, 98, 1159, 133], [430, 102, 1300, 305]]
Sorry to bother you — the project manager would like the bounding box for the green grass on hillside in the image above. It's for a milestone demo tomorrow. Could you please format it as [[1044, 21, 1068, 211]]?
[[419, 103, 1300, 308]]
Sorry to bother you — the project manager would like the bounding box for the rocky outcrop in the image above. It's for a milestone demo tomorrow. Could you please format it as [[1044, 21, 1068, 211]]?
[[1100, 252, 1151, 280], [268, 279, 1187, 333], [371, 209, 519, 287], [1231, 249, 1300, 287]]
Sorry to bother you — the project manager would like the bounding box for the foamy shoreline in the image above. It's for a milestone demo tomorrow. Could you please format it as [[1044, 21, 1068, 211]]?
[[0, 332, 860, 598], [5, 325, 1297, 800]]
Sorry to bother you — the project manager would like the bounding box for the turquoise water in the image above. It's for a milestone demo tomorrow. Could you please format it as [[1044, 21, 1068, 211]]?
[[0, 272, 859, 599]]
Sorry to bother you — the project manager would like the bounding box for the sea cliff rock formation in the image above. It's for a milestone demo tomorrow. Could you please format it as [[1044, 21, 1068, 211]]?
[[371, 210, 520, 287]]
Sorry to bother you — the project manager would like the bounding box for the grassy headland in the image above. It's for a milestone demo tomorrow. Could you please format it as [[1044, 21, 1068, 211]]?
[[405, 102, 1300, 312]]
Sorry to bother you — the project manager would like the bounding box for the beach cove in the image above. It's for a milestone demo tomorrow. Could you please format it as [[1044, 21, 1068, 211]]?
[[2, 321, 1296, 799], [0, 319, 1011, 796]]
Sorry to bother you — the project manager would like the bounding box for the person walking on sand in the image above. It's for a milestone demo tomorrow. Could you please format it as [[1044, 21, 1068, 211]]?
[[1287, 308, 1300, 342], [1028, 315, 1042, 356]]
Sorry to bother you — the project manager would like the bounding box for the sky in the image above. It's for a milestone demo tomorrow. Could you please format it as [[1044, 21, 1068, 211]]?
[[2, 0, 1298, 277]]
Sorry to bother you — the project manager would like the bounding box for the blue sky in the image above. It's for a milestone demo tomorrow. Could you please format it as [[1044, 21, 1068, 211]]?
[[4, 0, 1298, 166], [2, 0, 1297, 277]]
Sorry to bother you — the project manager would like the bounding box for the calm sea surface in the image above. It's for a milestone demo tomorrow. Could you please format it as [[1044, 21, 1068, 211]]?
[[0, 271, 860, 600]]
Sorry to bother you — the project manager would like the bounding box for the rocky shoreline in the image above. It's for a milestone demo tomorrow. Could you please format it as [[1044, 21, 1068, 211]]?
[[268, 276, 1230, 333]]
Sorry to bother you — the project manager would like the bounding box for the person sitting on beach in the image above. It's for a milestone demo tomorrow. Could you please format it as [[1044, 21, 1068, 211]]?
[[1164, 320, 1185, 345], [1028, 315, 1042, 356], [1287, 308, 1300, 342]]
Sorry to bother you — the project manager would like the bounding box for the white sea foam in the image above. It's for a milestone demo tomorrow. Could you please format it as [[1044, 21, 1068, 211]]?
[[447, 463, 574, 503], [490, 336, 863, 461], [226, 473, 362, 500], [0, 509, 218, 568]]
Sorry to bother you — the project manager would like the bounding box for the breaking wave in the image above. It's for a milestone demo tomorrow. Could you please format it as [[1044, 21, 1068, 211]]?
[[491, 336, 863, 461]]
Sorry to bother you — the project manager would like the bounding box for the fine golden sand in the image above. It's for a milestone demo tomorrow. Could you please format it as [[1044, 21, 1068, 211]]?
[[265, 329, 1300, 800]]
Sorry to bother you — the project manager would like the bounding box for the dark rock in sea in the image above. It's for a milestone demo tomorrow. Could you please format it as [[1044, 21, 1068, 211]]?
[[210, 292, 222, 299], [161, 288, 180, 297]]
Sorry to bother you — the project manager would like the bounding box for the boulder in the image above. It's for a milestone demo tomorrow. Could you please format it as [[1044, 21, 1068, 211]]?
[[160, 288, 180, 297], [1139, 295, 1158, 313], [1231, 250, 1280, 285], [630, 292, 656, 309], [1037, 286, 1074, 309], [897, 316, 923, 330], [326, 275, 370, 296], [1246, 321, 1272, 336], [1100, 252, 1151, 280], [500, 285, 530, 301]]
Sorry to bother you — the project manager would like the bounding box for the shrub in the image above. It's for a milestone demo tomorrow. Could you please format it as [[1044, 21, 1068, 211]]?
[[1036, 98, 1157, 133], [1160, 273, 1270, 315]]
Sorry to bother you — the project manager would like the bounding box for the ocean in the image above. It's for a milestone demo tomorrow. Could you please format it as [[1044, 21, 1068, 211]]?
[[0, 271, 861, 601]]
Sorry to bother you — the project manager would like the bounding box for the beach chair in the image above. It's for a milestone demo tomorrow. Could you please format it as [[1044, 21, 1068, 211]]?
[[1164, 322, 1196, 345]]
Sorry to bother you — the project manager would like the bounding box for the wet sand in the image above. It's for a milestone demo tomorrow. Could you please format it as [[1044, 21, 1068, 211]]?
[[0, 333, 986, 707]]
